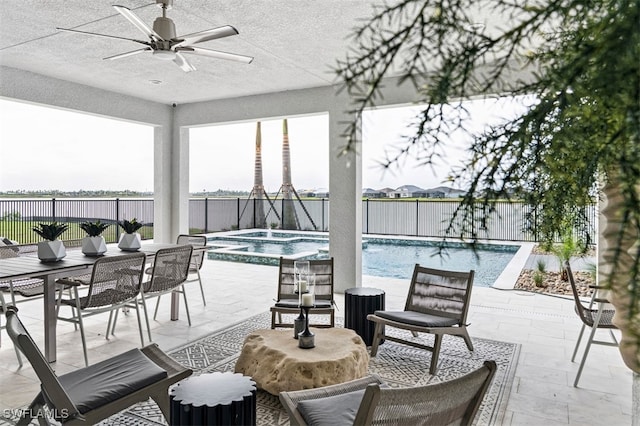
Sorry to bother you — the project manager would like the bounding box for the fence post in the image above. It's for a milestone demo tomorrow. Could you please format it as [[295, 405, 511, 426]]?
[[236, 198, 241, 230], [116, 198, 120, 241], [365, 199, 369, 234], [416, 199, 419, 236], [204, 197, 209, 233], [51, 198, 56, 222]]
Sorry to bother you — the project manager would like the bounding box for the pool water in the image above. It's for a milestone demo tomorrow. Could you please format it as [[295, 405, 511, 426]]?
[[362, 241, 516, 286], [207, 232, 518, 287]]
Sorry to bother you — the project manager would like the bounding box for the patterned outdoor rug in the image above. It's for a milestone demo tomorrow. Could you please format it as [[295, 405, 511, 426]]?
[[2, 312, 519, 425]]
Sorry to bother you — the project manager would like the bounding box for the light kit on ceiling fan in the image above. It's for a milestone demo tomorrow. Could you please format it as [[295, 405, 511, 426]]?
[[56, 0, 253, 72]]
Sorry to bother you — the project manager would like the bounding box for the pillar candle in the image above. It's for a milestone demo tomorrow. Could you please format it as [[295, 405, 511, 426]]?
[[301, 293, 314, 306], [299, 280, 308, 293]]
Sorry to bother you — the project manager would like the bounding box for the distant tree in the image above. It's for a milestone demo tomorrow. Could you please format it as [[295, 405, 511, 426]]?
[[336, 0, 639, 372]]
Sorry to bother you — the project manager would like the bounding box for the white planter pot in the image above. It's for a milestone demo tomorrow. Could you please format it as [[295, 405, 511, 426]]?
[[37, 240, 66, 262], [118, 232, 141, 251], [82, 236, 107, 256]]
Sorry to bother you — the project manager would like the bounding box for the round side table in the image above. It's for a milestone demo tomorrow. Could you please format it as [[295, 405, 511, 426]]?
[[344, 287, 385, 346], [170, 372, 256, 425]]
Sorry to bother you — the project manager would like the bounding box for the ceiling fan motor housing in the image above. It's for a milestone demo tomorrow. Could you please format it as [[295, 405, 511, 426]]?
[[153, 17, 177, 40]]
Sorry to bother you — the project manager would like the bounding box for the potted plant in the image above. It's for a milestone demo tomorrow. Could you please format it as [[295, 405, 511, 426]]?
[[32, 222, 69, 262], [117, 218, 143, 251], [79, 220, 110, 256]]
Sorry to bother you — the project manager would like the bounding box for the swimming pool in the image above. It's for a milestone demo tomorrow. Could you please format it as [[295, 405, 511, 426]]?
[[206, 230, 520, 287]]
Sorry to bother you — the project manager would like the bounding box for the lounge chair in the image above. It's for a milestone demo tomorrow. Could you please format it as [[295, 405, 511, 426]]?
[[4, 305, 192, 425], [367, 264, 475, 374], [279, 360, 496, 426]]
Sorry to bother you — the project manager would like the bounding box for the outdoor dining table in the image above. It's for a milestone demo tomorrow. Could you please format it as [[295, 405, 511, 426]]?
[[0, 242, 209, 363]]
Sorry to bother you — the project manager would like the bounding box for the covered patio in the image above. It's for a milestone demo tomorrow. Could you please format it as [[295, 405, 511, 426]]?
[[0, 258, 632, 423], [0, 1, 635, 424]]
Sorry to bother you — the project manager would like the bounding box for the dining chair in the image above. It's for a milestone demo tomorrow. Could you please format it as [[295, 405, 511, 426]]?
[[280, 360, 496, 426], [56, 252, 147, 366], [130, 245, 194, 343], [0, 244, 75, 366], [149, 235, 207, 322], [175, 234, 207, 305], [367, 264, 475, 374], [565, 261, 619, 387], [270, 257, 335, 329], [5, 305, 192, 425]]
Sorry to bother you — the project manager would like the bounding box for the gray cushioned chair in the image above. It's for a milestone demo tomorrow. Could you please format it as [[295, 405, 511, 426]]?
[[367, 264, 475, 374], [4, 305, 192, 425], [279, 360, 496, 426]]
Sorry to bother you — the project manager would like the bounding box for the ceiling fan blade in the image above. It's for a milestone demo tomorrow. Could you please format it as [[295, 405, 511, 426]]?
[[113, 5, 164, 40], [174, 25, 239, 46], [56, 27, 149, 45], [174, 52, 196, 72], [177, 46, 254, 64], [104, 47, 152, 60]]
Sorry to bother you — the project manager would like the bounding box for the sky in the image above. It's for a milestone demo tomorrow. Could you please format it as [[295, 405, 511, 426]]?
[[0, 97, 530, 193]]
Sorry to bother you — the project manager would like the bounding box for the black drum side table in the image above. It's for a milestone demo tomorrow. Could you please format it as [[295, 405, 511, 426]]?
[[344, 287, 385, 346], [170, 372, 256, 425]]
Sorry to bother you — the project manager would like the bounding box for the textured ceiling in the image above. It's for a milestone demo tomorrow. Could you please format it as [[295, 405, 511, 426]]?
[[0, 0, 381, 105]]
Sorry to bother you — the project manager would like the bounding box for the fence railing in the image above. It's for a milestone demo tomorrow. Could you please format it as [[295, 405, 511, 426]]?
[[0, 198, 154, 244], [0, 197, 597, 244]]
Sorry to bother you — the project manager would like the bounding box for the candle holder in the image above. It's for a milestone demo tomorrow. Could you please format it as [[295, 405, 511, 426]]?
[[298, 305, 315, 349], [293, 306, 305, 339]]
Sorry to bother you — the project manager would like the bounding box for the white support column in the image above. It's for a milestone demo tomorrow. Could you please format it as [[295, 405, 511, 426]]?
[[153, 125, 172, 243], [328, 103, 362, 293], [154, 105, 190, 243], [175, 126, 190, 236]]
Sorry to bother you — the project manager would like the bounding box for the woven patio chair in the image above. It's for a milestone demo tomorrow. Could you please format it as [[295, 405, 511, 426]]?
[[176, 234, 207, 305], [279, 360, 496, 426], [56, 252, 147, 366], [367, 264, 475, 374], [270, 257, 335, 329], [149, 235, 207, 322], [565, 261, 619, 387], [0, 244, 46, 300], [4, 305, 192, 425], [0, 244, 75, 366], [129, 245, 193, 343]]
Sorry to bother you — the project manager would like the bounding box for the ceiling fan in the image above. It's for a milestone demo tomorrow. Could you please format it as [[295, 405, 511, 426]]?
[[56, 0, 253, 72]]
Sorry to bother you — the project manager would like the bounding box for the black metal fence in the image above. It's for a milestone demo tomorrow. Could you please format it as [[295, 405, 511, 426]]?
[[0, 198, 154, 244], [0, 197, 597, 244]]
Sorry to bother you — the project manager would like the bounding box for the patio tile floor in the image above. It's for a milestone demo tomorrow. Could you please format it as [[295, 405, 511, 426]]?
[[0, 259, 633, 424]]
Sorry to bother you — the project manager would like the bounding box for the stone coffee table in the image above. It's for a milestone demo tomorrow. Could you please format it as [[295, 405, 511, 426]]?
[[234, 328, 369, 395]]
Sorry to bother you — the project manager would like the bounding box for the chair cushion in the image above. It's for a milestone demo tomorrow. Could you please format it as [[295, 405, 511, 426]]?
[[374, 310, 459, 327], [275, 299, 332, 308], [298, 389, 365, 426], [56, 348, 168, 414]]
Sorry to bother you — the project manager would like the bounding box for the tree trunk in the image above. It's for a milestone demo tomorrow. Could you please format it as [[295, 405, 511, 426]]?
[[599, 174, 640, 374]]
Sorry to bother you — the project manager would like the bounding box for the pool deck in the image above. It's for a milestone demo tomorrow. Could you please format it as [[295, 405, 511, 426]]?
[[0, 256, 633, 424]]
